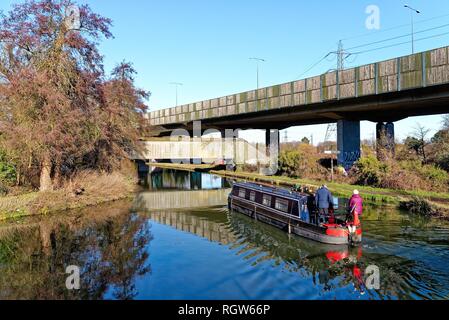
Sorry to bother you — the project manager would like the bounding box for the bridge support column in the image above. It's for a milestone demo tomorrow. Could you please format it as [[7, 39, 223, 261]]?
[[337, 120, 361, 170], [192, 124, 203, 165], [376, 122, 395, 160], [265, 129, 280, 175]]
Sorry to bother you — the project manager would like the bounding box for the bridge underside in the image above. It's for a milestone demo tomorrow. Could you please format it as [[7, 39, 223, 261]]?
[[146, 85, 449, 170], [152, 84, 449, 135]]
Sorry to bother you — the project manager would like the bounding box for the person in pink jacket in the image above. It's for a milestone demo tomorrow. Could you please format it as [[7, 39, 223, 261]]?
[[348, 190, 363, 226]]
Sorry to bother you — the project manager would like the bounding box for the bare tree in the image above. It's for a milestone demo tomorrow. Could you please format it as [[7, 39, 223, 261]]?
[[443, 114, 449, 130], [411, 123, 431, 163]]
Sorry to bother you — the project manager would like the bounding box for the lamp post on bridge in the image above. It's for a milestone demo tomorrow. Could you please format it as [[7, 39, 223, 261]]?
[[249, 57, 266, 90], [169, 82, 183, 107], [404, 4, 421, 54]]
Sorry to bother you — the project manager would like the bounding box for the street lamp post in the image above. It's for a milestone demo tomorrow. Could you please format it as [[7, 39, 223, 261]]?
[[169, 82, 183, 107], [249, 57, 265, 90], [324, 150, 340, 182], [404, 4, 421, 54]]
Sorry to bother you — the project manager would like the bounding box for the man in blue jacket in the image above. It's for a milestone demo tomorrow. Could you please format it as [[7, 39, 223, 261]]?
[[315, 185, 334, 224]]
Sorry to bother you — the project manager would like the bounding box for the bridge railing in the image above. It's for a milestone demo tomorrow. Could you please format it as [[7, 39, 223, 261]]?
[[149, 45, 449, 126]]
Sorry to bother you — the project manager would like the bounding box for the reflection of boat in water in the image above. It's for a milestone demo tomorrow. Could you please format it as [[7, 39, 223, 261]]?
[[135, 195, 429, 299], [227, 211, 369, 294], [227, 209, 360, 265], [228, 183, 362, 245], [139, 204, 368, 294]]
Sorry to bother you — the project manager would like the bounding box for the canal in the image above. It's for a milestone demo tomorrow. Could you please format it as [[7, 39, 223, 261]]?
[[0, 169, 449, 300]]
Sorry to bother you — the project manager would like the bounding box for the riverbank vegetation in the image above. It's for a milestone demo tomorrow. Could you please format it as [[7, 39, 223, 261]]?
[[399, 197, 442, 218], [0, 168, 137, 221], [231, 115, 449, 218], [0, 0, 148, 217], [277, 116, 449, 194]]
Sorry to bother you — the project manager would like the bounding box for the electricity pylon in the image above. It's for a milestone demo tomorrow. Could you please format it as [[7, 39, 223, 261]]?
[[324, 40, 351, 142]]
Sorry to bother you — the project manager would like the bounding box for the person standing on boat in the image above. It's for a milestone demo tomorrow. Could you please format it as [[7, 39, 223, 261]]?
[[348, 190, 363, 226], [315, 185, 334, 224]]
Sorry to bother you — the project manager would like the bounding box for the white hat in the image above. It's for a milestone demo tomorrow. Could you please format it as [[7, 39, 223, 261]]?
[[353, 190, 359, 195]]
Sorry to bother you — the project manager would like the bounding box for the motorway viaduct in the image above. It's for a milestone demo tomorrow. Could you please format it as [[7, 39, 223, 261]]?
[[148, 46, 449, 168]]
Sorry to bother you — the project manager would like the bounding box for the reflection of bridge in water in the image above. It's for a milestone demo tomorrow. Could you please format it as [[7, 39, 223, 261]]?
[[133, 189, 230, 211], [144, 210, 236, 245], [140, 168, 230, 191], [132, 187, 234, 245]]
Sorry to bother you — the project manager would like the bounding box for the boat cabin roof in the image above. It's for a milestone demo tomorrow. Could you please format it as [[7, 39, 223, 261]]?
[[233, 182, 310, 202]]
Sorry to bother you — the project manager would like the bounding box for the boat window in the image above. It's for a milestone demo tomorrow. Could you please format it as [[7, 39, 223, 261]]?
[[262, 195, 272, 207], [239, 188, 246, 198], [249, 191, 256, 202], [275, 198, 289, 213]]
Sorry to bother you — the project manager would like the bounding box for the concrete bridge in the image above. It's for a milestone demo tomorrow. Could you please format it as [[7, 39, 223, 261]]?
[[132, 137, 271, 166], [148, 46, 449, 168]]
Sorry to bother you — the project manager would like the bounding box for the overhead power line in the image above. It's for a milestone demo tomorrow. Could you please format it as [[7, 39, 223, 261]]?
[[346, 22, 449, 51], [353, 30, 449, 55], [297, 22, 449, 79], [297, 52, 332, 78], [341, 12, 449, 41], [297, 13, 449, 79]]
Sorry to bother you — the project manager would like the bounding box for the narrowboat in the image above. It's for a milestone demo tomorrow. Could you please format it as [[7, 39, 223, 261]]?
[[228, 182, 362, 245]]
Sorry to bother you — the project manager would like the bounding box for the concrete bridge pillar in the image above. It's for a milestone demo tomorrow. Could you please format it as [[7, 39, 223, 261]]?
[[265, 129, 280, 157], [337, 120, 361, 170], [265, 129, 280, 175], [192, 126, 203, 165], [376, 122, 395, 160]]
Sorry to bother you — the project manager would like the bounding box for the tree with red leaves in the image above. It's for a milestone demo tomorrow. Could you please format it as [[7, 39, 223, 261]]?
[[91, 61, 149, 172], [0, 0, 148, 191]]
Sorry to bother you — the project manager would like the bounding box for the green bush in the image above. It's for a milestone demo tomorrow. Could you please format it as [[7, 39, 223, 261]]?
[[279, 150, 302, 177], [420, 165, 449, 188], [352, 156, 387, 186], [400, 160, 449, 189], [399, 197, 436, 217], [350, 157, 449, 192], [436, 153, 449, 172], [0, 150, 17, 191]]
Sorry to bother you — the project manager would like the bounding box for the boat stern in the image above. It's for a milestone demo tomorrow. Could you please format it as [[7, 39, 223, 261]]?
[[323, 224, 363, 246]]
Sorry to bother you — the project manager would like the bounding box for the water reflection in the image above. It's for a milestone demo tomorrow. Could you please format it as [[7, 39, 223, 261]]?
[[133, 189, 230, 211], [138, 204, 449, 299], [0, 202, 152, 300], [142, 168, 230, 190], [0, 170, 449, 300]]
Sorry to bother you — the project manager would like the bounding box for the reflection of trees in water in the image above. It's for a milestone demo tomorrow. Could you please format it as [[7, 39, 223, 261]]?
[[146, 169, 192, 190], [163, 170, 191, 189], [2, 197, 445, 300], [0, 207, 152, 300]]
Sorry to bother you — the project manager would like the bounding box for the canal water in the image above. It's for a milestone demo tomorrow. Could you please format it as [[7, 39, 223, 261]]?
[[1, 169, 449, 300]]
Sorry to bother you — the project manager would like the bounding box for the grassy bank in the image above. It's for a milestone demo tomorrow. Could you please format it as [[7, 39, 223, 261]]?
[[210, 170, 449, 219], [0, 171, 138, 222]]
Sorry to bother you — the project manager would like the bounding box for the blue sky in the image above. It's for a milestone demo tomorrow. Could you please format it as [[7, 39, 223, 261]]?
[[1, 0, 449, 143]]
